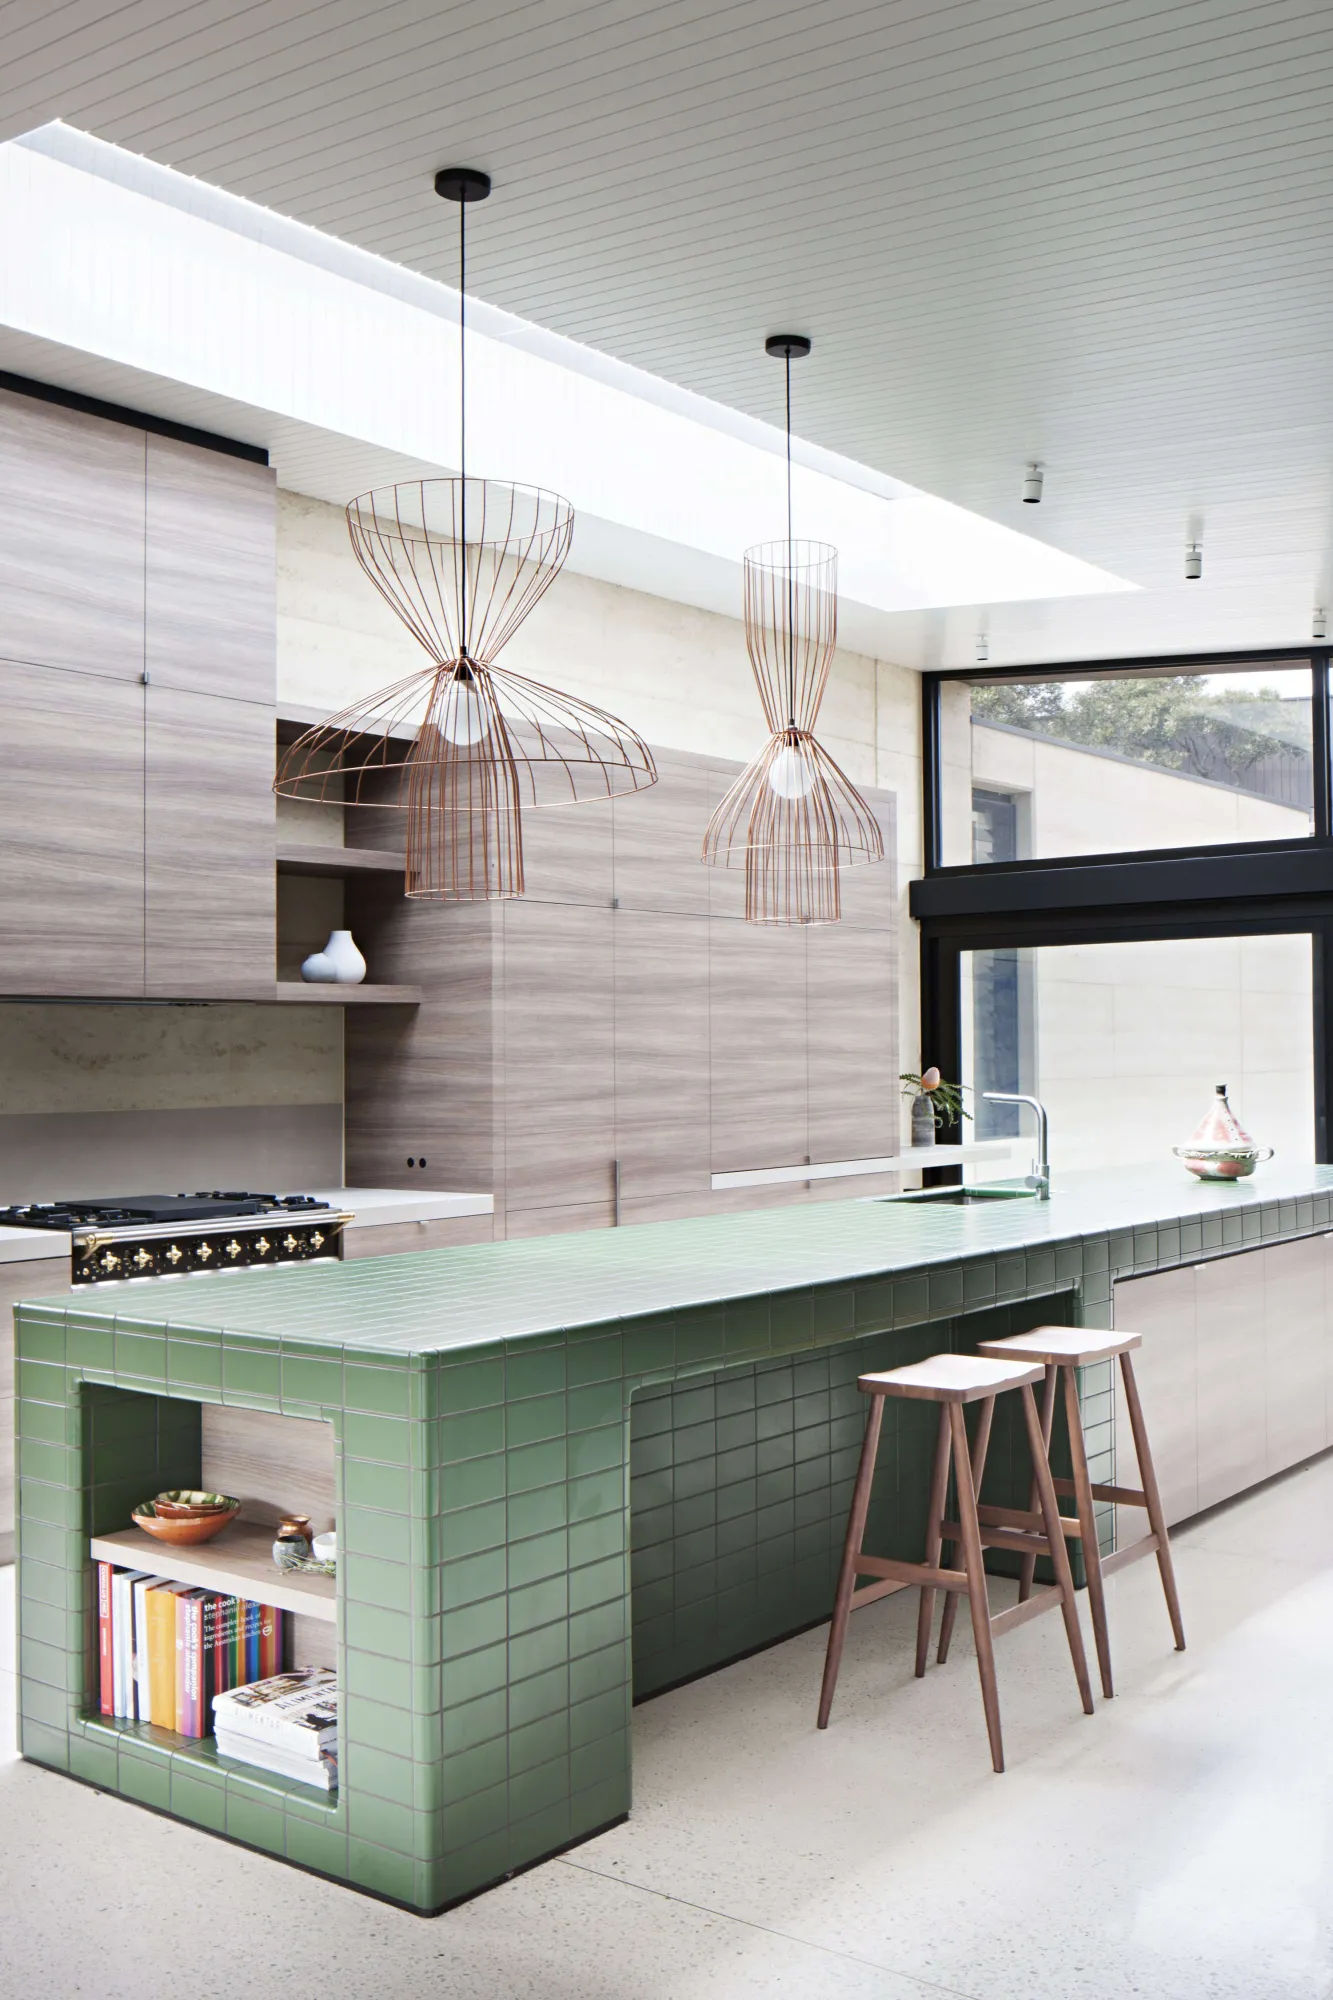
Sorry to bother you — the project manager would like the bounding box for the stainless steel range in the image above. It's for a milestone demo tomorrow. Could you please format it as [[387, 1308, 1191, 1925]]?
[[0, 1192, 354, 1285]]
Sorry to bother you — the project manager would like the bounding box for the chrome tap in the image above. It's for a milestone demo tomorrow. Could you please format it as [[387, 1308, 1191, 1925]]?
[[983, 1091, 1051, 1199]]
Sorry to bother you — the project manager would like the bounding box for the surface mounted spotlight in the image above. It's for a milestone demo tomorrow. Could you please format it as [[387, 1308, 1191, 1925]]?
[[1021, 462, 1043, 504], [975, 633, 989, 663], [1315, 608, 1327, 640], [1185, 543, 1202, 581]]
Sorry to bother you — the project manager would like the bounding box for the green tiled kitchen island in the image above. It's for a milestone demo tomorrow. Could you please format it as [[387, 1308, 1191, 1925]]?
[[14, 1163, 1333, 1912]]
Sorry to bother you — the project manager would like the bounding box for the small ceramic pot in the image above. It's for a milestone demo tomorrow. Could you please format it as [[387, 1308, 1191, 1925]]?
[[910, 1093, 938, 1147], [300, 947, 336, 982], [273, 1514, 313, 1569], [322, 930, 367, 985]]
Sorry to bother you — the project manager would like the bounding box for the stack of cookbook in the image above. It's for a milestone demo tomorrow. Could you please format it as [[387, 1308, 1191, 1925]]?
[[212, 1667, 338, 1791]]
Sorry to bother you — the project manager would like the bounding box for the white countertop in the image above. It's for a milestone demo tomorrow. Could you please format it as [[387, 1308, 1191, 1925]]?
[[0, 1187, 493, 1265], [314, 1188, 493, 1228]]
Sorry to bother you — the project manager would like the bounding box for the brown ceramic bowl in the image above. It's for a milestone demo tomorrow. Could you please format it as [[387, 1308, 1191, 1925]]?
[[153, 1489, 236, 1518], [132, 1500, 239, 1545]]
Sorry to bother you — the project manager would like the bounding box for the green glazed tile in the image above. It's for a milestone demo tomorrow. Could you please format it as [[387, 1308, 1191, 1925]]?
[[505, 1344, 567, 1400], [345, 1362, 414, 1416]]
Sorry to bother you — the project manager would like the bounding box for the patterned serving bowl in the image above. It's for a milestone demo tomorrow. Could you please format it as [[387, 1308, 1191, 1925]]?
[[132, 1496, 240, 1544], [1172, 1143, 1274, 1181]]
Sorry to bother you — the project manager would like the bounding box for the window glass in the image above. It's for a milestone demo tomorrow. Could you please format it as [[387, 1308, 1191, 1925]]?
[[960, 934, 1313, 1174], [940, 664, 1315, 865]]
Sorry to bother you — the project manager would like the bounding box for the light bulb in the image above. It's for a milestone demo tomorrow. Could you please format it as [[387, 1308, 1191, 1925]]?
[[769, 744, 814, 799], [442, 675, 490, 746]]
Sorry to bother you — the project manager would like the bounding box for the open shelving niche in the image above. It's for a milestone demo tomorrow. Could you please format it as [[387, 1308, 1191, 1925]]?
[[82, 1391, 340, 1806]]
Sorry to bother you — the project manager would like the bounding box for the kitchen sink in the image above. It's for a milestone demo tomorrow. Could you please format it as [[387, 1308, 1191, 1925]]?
[[874, 1186, 1038, 1206]]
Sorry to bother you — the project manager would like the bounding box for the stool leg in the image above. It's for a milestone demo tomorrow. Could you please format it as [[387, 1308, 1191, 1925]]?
[[914, 1404, 953, 1677], [1017, 1362, 1059, 1603], [949, 1400, 1005, 1773], [1022, 1382, 1095, 1716], [818, 1393, 886, 1727], [937, 1393, 996, 1665], [1119, 1350, 1186, 1652], [1063, 1363, 1115, 1700]]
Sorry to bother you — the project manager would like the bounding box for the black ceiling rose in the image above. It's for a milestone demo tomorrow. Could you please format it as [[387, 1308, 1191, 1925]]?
[[434, 166, 492, 203], [765, 334, 811, 360]]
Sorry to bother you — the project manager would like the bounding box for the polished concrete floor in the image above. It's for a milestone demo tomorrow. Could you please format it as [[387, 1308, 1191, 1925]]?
[[3, 1456, 1332, 2000]]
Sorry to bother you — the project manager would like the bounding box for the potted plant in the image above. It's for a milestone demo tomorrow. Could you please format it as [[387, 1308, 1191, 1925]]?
[[900, 1067, 971, 1148]]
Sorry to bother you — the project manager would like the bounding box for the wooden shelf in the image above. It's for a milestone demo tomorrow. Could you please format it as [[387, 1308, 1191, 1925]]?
[[89, 1523, 336, 1623], [274, 983, 421, 1005], [276, 843, 404, 878]]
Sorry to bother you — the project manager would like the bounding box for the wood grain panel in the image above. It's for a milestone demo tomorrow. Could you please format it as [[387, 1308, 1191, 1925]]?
[[708, 919, 807, 1172], [832, 785, 897, 932], [344, 894, 498, 1192], [343, 1214, 495, 1257], [1113, 1264, 1198, 1528], [805, 924, 899, 1163], [1262, 1237, 1327, 1474], [144, 685, 275, 996], [200, 1404, 335, 1533], [145, 435, 276, 704], [613, 909, 710, 1204], [500, 900, 614, 1215], [1194, 1252, 1267, 1513], [0, 389, 146, 680], [0, 659, 145, 996], [612, 748, 713, 916], [289, 1611, 337, 1670], [514, 795, 613, 908]]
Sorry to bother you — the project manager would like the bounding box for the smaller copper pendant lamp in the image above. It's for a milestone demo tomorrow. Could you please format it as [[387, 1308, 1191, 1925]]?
[[701, 336, 884, 925], [274, 168, 656, 900]]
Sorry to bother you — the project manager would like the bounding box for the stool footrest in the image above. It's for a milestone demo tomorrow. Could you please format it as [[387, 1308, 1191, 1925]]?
[[849, 1577, 912, 1611], [976, 1502, 1080, 1541], [942, 1517, 1051, 1560], [857, 1553, 968, 1592], [1099, 1532, 1161, 1576], [990, 1586, 1069, 1638], [1052, 1476, 1149, 1509]]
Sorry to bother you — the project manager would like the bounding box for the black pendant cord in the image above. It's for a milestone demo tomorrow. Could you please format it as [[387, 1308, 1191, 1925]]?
[[459, 195, 469, 662], [785, 349, 796, 733]]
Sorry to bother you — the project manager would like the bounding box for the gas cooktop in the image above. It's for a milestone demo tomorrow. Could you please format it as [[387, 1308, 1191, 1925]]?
[[0, 1192, 333, 1232]]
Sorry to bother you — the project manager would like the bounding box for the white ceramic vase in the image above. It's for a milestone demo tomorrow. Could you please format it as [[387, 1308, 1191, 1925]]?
[[301, 930, 366, 985], [322, 929, 367, 985]]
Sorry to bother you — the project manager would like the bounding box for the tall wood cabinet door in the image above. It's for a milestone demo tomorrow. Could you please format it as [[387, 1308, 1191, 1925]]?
[[144, 436, 276, 704], [709, 921, 808, 1180], [0, 389, 146, 679], [1193, 1250, 1268, 1512], [499, 901, 615, 1227], [0, 659, 145, 995], [805, 924, 899, 1185], [1113, 1264, 1198, 1528], [1262, 1237, 1327, 1474], [613, 909, 710, 1221], [144, 687, 274, 997]]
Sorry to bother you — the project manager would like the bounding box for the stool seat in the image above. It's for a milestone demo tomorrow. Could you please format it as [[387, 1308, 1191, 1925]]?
[[859, 1354, 1044, 1402], [975, 1325, 1141, 1368]]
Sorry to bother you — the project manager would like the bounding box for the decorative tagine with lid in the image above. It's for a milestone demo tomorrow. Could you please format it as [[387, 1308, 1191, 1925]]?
[[1172, 1083, 1274, 1181]]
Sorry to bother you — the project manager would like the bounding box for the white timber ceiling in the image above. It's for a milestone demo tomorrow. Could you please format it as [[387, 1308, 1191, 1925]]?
[[2, 0, 1332, 668]]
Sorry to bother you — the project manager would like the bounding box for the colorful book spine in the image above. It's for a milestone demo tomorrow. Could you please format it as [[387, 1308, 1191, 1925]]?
[[146, 1582, 181, 1728], [246, 1598, 260, 1683], [97, 1563, 113, 1718]]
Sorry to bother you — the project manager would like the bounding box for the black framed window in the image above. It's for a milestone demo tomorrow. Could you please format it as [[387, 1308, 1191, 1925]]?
[[913, 647, 1333, 1168], [934, 655, 1323, 870]]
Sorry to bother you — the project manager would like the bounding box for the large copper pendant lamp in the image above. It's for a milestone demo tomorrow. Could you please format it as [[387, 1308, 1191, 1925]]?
[[701, 335, 884, 925], [275, 167, 656, 900]]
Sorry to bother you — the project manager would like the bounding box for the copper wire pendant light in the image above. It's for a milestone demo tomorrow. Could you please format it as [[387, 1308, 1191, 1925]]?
[[701, 335, 884, 925], [274, 167, 656, 900]]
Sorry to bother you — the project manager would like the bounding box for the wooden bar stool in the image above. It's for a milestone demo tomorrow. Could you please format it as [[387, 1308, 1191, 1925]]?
[[947, 1326, 1186, 1700], [817, 1353, 1094, 1772]]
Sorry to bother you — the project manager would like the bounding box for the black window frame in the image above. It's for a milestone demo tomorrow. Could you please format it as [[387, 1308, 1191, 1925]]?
[[911, 645, 1333, 1167]]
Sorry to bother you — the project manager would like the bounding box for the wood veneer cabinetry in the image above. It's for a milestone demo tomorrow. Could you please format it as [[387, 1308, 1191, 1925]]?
[[342, 744, 899, 1234], [1114, 1235, 1333, 1529], [0, 389, 277, 998]]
